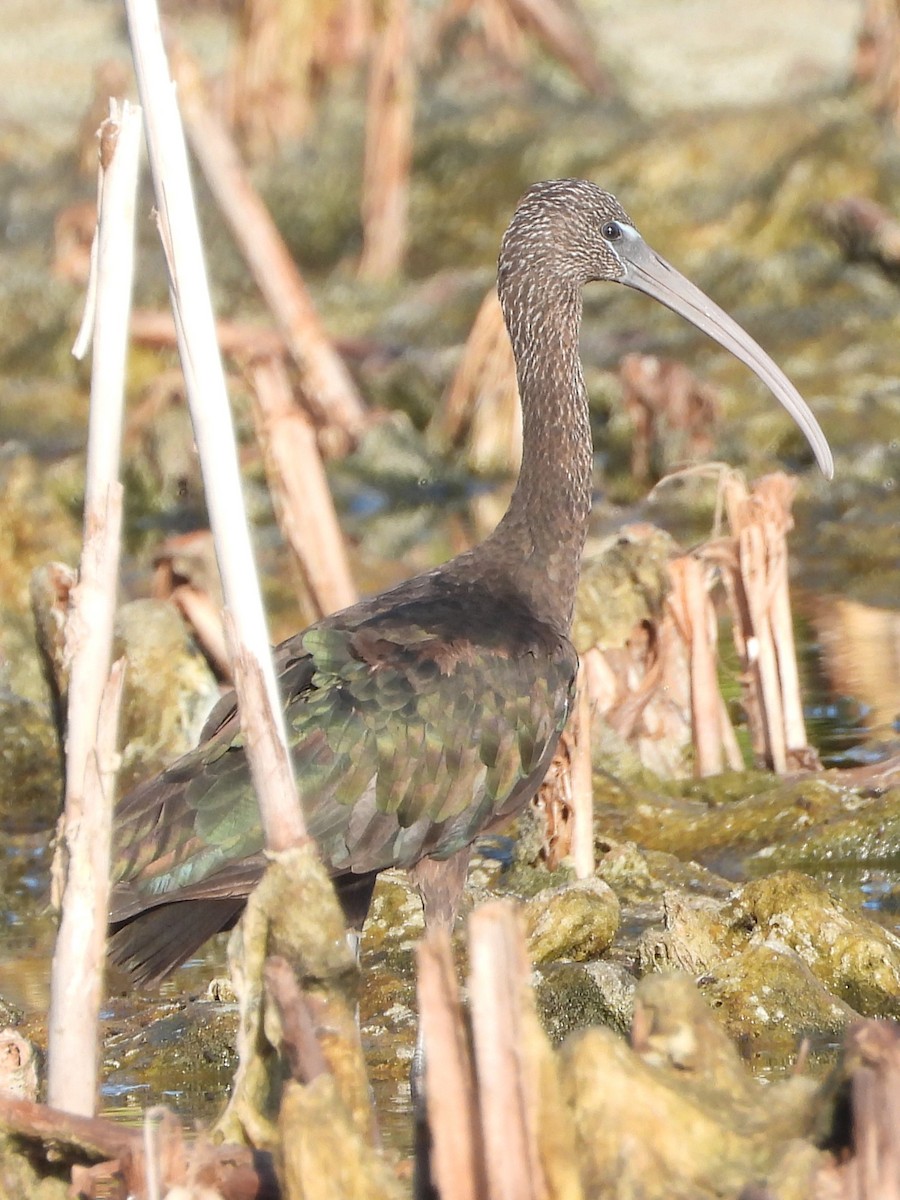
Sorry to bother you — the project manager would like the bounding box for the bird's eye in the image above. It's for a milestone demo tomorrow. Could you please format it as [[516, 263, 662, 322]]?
[[602, 220, 623, 241]]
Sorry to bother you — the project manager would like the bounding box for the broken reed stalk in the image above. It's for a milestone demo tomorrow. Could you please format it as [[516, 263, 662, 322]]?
[[248, 353, 357, 619], [419, 900, 582, 1199], [766, 518, 808, 755], [29, 562, 77, 773], [667, 555, 725, 777], [570, 671, 594, 878], [223, 617, 308, 851], [468, 902, 546, 1200], [722, 473, 813, 772], [124, 0, 307, 852], [431, 288, 521, 476], [741, 522, 788, 771], [844, 1020, 900, 1200], [262, 956, 330, 1085], [130, 307, 286, 359], [417, 933, 486, 1200], [46, 100, 141, 1117], [0, 1091, 280, 1200], [502, 0, 611, 95], [167, 582, 232, 680], [169, 44, 367, 454], [358, 0, 414, 282]]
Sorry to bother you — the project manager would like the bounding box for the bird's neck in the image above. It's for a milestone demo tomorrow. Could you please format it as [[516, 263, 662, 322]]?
[[464, 280, 592, 634]]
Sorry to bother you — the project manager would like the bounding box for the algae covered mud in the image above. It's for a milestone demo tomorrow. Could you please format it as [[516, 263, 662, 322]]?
[[0, 0, 898, 1182]]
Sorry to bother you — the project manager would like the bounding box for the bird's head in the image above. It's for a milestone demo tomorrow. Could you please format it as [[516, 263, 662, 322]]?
[[499, 178, 833, 479], [499, 178, 633, 288]]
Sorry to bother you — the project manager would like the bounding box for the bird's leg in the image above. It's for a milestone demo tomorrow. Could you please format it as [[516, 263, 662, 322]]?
[[334, 869, 380, 964]]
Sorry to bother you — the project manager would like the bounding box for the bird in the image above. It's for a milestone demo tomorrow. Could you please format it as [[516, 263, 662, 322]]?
[[108, 179, 832, 984]]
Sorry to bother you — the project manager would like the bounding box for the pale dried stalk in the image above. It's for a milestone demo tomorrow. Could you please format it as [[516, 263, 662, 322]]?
[[766, 520, 807, 754], [740, 523, 787, 771], [263, 955, 329, 1084], [718, 537, 766, 762], [845, 1020, 900, 1200], [230, 0, 315, 154], [668, 556, 723, 777], [249, 354, 357, 619], [475, 0, 527, 63], [502, 0, 610, 95], [29, 562, 77, 762], [170, 45, 366, 452], [721, 473, 812, 772], [47, 99, 141, 1117], [718, 691, 745, 772], [359, 0, 415, 281], [130, 307, 285, 359], [432, 288, 521, 475], [230, 0, 373, 154], [125, 0, 306, 848], [570, 674, 594, 878], [417, 932, 486, 1200], [225, 615, 307, 851], [856, 0, 900, 121], [168, 585, 231, 680], [468, 902, 546, 1200], [48, 651, 125, 1114]]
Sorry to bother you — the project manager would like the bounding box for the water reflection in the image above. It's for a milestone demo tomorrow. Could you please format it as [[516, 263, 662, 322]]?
[[806, 596, 900, 765]]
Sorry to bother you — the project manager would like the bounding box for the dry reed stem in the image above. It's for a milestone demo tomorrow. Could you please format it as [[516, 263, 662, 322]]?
[[432, 288, 521, 475], [230, 0, 315, 154], [475, 0, 527, 63], [48, 645, 126, 1114], [142, 1107, 185, 1200], [263, 956, 329, 1085], [169, 584, 232, 680], [619, 353, 718, 483], [417, 931, 487, 1200], [170, 44, 366, 453], [225, 614, 308, 850], [468, 902, 547, 1200], [667, 555, 724, 777], [502, 0, 610, 95], [126, 0, 307, 851], [248, 354, 357, 619], [47, 99, 141, 1117], [845, 1021, 900, 1200], [151, 533, 231, 680], [0, 1093, 141, 1161], [570, 673, 595, 878], [722, 473, 812, 771], [0, 1093, 279, 1199], [231, 0, 372, 155], [717, 537, 766, 761], [739, 522, 787, 772], [29, 561, 77, 765], [766, 520, 807, 755], [856, 0, 900, 121], [718, 690, 745, 772], [131, 307, 286, 359], [359, 0, 415, 281]]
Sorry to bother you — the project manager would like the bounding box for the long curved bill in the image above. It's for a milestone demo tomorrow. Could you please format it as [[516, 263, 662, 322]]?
[[616, 227, 833, 479]]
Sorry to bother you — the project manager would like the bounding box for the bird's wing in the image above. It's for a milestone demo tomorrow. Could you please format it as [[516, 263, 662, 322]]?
[[110, 607, 576, 923]]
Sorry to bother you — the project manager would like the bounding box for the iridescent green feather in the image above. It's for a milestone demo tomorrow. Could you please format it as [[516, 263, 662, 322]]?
[[111, 604, 576, 914]]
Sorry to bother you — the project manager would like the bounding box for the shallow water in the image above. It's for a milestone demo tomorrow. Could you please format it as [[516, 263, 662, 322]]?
[[0, 477, 896, 1143]]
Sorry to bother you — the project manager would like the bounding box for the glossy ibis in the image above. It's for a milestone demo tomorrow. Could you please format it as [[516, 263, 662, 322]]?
[[108, 179, 832, 982]]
